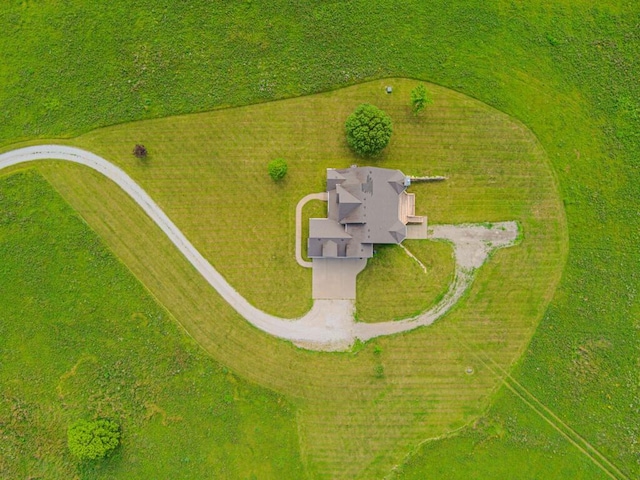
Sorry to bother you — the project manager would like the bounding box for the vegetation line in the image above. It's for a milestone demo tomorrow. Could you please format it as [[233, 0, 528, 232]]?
[[383, 421, 479, 480], [499, 379, 618, 480], [479, 353, 629, 480], [454, 335, 626, 480], [41, 171, 208, 355], [398, 244, 427, 273]]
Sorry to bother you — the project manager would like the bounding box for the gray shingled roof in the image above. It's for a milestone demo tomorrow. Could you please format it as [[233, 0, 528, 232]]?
[[307, 166, 422, 259]]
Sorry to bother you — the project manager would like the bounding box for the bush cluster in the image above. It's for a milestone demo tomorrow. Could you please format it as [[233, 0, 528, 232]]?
[[410, 84, 432, 115], [67, 419, 121, 460], [268, 158, 288, 181], [133, 144, 147, 158]]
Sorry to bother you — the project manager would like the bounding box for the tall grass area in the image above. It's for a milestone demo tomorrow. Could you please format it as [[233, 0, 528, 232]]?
[[0, 0, 638, 478], [392, 386, 608, 479], [0, 172, 303, 479]]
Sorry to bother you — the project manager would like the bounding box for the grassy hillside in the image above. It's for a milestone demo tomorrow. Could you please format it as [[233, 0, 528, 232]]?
[[0, 0, 638, 478], [0, 172, 303, 479]]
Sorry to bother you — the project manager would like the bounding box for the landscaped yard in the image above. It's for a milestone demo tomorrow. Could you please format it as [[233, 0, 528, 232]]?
[[4, 77, 565, 478], [0, 1, 638, 479], [356, 241, 454, 323]]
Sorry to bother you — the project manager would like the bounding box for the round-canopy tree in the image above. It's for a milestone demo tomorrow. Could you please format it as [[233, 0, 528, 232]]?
[[67, 419, 121, 460], [345, 104, 392, 156]]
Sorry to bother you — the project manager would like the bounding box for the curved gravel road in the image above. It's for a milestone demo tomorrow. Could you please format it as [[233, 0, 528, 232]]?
[[0, 145, 518, 351]]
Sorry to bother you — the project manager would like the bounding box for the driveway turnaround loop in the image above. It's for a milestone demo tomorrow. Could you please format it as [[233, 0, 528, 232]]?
[[295, 192, 327, 268], [0, 145, 519, 351]]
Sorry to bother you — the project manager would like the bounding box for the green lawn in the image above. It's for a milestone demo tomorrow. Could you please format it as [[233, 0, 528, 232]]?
[[64, 77, 565, 319], [0, 172, 304, 479], [20, 77, 564, 479], [356, 242, 454, 322], [392, 386, 609, 479], [0, 0, 639, 478]]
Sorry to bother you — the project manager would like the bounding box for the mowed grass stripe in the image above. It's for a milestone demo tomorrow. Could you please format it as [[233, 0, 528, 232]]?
[[30, 78, 565, 478], [356, 242, 455, 323]]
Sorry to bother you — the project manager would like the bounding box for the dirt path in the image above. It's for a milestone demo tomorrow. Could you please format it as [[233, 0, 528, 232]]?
[[355, 223, 518, 341], [454, 335, 628, 480], [0, 145, 519, 352]]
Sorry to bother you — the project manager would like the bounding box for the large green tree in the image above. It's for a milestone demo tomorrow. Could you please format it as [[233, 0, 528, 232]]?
[[67, 419, 121, 460], [345, 104, 393, 156]]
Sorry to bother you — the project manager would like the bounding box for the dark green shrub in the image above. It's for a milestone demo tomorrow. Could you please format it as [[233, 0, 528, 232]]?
[[133, 144, 147, 158], [67, 419, 121, 460], [345, 104, 392, 156], [268, 158, 288, 181]]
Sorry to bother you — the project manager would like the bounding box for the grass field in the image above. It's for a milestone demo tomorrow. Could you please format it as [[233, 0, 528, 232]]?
[[0, 0, 639, 478], [0, 172, 303, 479], [391, 385, 609, 479], [7, 77, 564, 478], [356, 241, 454, 322]]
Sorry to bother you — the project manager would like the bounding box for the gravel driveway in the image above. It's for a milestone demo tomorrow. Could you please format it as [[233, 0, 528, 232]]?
[[0, 145, 519, 351]]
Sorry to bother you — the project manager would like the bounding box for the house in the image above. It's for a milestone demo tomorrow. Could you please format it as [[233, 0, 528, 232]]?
[[308, 167, 426, 259]]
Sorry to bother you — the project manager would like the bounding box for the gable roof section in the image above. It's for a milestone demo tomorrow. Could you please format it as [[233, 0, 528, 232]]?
[[336, 184, 362, 220], [322, 240, 338, 257], [327, 169, 346, 191], [307, 167, 423, 259], [387, 170, 407, 194], [388, 220, 407, 243]]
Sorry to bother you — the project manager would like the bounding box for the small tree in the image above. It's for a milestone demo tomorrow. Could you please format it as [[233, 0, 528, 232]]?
[[410, 84, 432, 115], [67, 419, 121, 460], [345, 104, 392, 156], [268, 158, 288, 181], [133, 144, 147, 159]]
